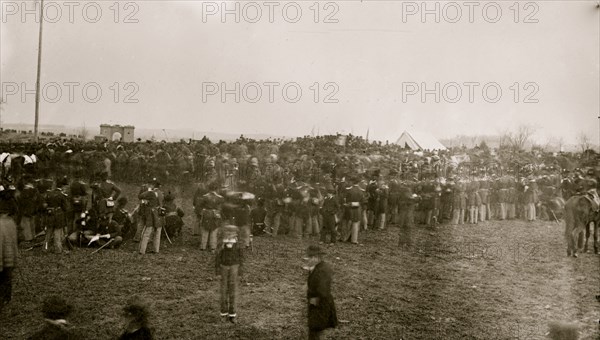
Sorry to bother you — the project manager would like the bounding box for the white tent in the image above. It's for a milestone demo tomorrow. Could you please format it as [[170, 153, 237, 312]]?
[[395, 131, 446, 151]]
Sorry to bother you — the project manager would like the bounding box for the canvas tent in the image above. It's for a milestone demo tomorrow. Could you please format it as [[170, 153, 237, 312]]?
[[395, 131, 446, 151]]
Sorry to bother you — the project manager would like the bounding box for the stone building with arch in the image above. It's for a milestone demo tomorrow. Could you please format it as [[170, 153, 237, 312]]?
[[99, 124, 135, 142]]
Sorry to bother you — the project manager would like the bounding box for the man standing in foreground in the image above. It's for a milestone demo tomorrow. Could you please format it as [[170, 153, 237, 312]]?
[[304, 245, 338, 340]]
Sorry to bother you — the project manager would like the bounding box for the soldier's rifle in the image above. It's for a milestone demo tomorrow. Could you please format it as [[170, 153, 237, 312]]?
[[24, 241, 44, 251], [90, 238, 114, 254], [550, 209, 560, 224], [163, 226, 172, 244]]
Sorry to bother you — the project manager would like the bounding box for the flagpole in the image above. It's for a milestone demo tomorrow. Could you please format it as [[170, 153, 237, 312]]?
[[34, 0, 45, 142]]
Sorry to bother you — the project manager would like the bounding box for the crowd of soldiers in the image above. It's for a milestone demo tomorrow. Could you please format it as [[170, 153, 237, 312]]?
[[0, 135, 596, 255]]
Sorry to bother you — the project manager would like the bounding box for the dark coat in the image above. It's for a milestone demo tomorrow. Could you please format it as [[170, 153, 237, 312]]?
[[307, 261, 338, 332], [118, 326, 153, 340], [27, 321, 80, 340]]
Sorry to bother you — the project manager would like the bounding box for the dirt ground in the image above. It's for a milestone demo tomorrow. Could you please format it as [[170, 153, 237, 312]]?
[[1, 183, 599, 340]]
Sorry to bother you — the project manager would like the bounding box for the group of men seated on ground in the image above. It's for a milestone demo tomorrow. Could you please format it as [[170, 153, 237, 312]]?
[[12, 171, 185, 254]]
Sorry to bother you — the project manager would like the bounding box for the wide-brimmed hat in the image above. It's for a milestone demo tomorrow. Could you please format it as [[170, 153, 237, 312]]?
[[41, 296, 73, 320]]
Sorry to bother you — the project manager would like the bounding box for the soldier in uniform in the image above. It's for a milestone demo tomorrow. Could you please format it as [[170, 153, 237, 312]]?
[[440, 178, 455, 223], [307, 185, 322, 239], [197, 181, 224, 252], [138, 178, 164, 255], [396, 179, 417, 247], [342, 177, 364, 244], [163, 193, 185, 239], [507, 179, 517, 220], [264, 183, 285, 236], [250, 198, 267, 236], [366, 174, 380, 229], [43, 179, 70, 254], [419, 180, 434, 226], [387, 170, 401, 225], [204, 158, 218, 184], [497, 179, 508, 220], [478, 178, 490, 222], [17, 175, 41, 242], [91, 171, 121, 215], [112, 197, 134, 241], [290, 181, 310, 239], [246, 157, 261, 192], [524, 179, 539, 221], [451, 179, 466, 225], [376, 179, 389, 230], [192, 183, 208, 236], [358, 177, 369, 230], [264, 154, 282, 185], [320, 184, 339, 245], [223, 192, 253, 249], [69, 177, 88, 235], [467, 180, 481, 224]]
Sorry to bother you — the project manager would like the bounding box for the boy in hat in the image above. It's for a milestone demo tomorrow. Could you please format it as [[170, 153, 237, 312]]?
[[28, 295, 79, 339], [303, 245, 338, 340], [118, 295, 153, 340], [215, 225, 244, 323]]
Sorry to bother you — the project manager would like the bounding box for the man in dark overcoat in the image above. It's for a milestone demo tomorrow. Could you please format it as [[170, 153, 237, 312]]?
[[304, 245, 338, 340]]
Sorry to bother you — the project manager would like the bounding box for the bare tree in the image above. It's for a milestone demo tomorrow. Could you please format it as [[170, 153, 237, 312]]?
[[508, 125, 536, 151], [577, 132, 591, 152]]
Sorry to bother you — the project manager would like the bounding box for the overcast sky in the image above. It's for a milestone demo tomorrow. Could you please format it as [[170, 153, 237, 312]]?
[[1, 1, 598, 143]]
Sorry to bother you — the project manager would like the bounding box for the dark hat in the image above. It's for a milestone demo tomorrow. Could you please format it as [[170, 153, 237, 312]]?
[[117, 196, 128, 206], [305, 245, 325, 257], [57, 176, 69, 187], [41, 296, 73, 320], [151, 178, 161, 187], [123, 295, 150, 323]]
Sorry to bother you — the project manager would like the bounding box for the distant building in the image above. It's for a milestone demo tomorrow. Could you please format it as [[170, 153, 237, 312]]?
[[99, 124, 135, 142]]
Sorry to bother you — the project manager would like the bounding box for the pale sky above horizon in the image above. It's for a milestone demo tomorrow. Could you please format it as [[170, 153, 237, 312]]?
[[1, 0, 598, 144]]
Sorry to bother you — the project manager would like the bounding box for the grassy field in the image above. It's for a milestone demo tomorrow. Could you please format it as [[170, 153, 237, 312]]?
[[1, 182, 599, 339]]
